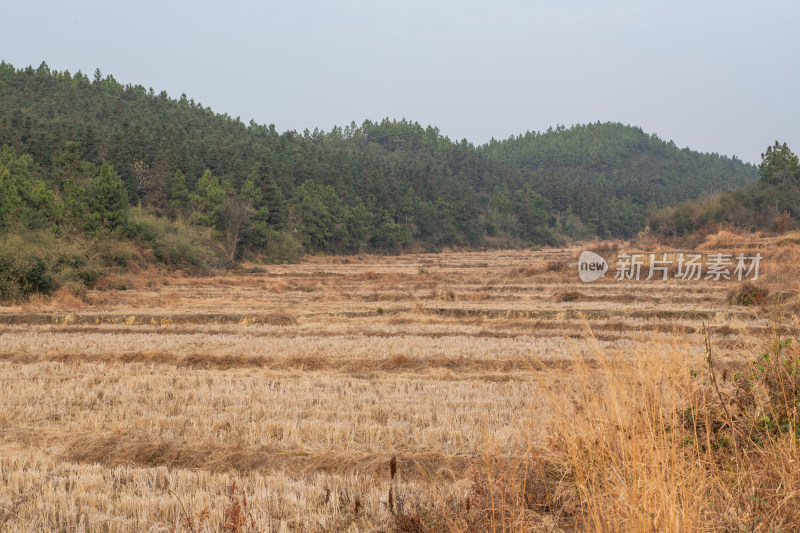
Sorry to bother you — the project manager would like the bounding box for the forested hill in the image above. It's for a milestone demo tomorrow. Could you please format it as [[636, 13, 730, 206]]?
[[0, 61, 758, 263], [481, 123, 757, 236]]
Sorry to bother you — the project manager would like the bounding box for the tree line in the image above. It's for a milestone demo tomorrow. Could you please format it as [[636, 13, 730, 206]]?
[[0, 60, 759, 266]]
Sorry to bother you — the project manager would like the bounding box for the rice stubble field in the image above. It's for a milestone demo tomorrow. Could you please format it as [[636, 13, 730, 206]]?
[[2, 234, 799, 531]]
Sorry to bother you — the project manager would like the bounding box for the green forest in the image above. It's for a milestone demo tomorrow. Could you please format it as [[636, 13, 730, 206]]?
[[0, 60, 760, 298]]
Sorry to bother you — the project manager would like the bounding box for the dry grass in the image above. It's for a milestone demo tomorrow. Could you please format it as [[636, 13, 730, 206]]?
[[1, 237, 799, 531]]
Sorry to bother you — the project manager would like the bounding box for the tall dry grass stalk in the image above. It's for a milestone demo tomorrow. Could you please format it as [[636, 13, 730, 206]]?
[[544, 323, 800, 532], [548, 331, 712, 531], [395, 321, 799, 532]]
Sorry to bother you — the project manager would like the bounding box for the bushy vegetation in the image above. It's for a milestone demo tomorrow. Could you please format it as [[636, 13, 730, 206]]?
[[126, 208, 216, 269], [0, 232, 106, 301], [0, 144, 219, 300], [649, 141, 800, 239], [0, 244, 53, 301], [728, 282, 769, 306]]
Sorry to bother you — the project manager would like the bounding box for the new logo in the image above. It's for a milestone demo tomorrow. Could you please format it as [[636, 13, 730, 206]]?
[[577, 251, 608, 283]]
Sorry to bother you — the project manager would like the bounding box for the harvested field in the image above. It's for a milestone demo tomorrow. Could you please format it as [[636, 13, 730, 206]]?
[[1, 240, 799, 531]]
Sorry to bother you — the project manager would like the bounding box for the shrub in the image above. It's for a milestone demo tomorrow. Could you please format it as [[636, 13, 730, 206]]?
[[0, 252, 53, 301], [555, 291, 582, 302], [0, 234, 57, 301], [708, 336, 800, 446], [728, 282, 769, 306], [260, 229, 303, 264], [0, 231, 113, 302], [545, 259, 570, 272], [772, 211, 794, 233], [127, 208, 215, 269]]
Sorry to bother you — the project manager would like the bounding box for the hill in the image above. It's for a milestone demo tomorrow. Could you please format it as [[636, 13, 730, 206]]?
[[0, 60, 760, 298], [481, 122, 757, 237]]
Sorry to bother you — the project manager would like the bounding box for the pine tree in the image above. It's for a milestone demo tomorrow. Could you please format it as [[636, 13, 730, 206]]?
[[91, 164, 128, 230], [189, 169, 224, 226], [759, 142, 800, 185], [167, 169, 190, 218]]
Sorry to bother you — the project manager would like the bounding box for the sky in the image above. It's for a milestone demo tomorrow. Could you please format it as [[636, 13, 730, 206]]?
[[1, 0, 798, 164]]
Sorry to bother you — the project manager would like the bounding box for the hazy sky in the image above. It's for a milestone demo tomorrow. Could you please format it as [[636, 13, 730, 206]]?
[[2, 0, 798, 163]]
